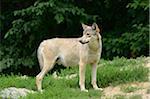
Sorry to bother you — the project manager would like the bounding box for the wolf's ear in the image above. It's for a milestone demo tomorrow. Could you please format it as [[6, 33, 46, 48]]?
[[92, 23, 100, 33], [81, 23, 88, 30]]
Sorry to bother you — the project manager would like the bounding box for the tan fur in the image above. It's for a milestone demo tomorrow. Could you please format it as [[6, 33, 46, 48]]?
[[36, 23, 102, 92]]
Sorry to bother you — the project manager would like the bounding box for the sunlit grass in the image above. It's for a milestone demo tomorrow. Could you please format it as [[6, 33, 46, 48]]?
[[0, 57, 148, 99]]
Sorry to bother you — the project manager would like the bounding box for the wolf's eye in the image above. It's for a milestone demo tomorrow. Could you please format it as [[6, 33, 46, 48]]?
[[86, 33, 90, 35], [86, 33, 91, 37]]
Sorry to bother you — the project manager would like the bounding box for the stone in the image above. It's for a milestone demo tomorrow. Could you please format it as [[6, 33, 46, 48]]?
[[0, 87, 35, 99]]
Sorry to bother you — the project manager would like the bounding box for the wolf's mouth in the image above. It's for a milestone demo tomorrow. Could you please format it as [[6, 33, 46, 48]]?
[[79, 40, 89, 44]]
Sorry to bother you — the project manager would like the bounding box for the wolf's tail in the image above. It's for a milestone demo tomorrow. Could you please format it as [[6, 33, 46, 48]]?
[[37, 46, 44, 70]]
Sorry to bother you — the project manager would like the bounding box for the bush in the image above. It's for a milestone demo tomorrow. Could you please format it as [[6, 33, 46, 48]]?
[[103, 24, 149, 59], [0, 0, 95, 72], [0, 0, 148, 73]]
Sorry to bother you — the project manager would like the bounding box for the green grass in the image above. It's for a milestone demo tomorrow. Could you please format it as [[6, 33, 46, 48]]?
[[121, 86, 141, 93], [96, 57, 148, 87], [129, 94, 142, 99], [113, 94, 126, 99], [0, 57, 149, 99]]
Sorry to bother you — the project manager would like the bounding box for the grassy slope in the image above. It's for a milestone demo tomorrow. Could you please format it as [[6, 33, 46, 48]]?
[[0, 57, 149, 99]]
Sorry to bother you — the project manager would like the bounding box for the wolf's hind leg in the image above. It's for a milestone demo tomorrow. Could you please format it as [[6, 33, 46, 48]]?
[[36, 50, 56, 91]]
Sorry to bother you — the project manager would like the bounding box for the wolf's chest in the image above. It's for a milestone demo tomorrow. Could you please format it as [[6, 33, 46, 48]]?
[[87, 52, 100, 64]]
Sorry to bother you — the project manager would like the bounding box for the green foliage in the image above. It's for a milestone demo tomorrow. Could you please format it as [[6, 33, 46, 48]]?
[[0, 0, 149, 72], [0, 0, 95, 72], [103, 24, 149, 58], [127, 0, 149, 10]]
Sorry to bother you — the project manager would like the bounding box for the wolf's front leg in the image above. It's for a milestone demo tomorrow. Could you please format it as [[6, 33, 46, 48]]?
[[91, 63, 103, 91], [79, 62, 88, 92]]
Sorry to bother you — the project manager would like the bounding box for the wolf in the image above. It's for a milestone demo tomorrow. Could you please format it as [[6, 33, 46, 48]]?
[[36, 23, 102, 92]]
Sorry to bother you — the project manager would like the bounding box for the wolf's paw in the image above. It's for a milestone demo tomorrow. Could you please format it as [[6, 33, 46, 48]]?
[[81, 89, 88, 92], [37, 89, 44, 93], [94, 87, 103, 91]]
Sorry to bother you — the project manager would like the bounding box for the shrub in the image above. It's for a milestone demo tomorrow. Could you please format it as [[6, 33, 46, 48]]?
[[0, 0, 148, 73], [103, 24, 149, 59]]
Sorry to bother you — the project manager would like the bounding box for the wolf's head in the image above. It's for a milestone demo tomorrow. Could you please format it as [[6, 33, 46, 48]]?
[[79, 23, 101, 45]]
